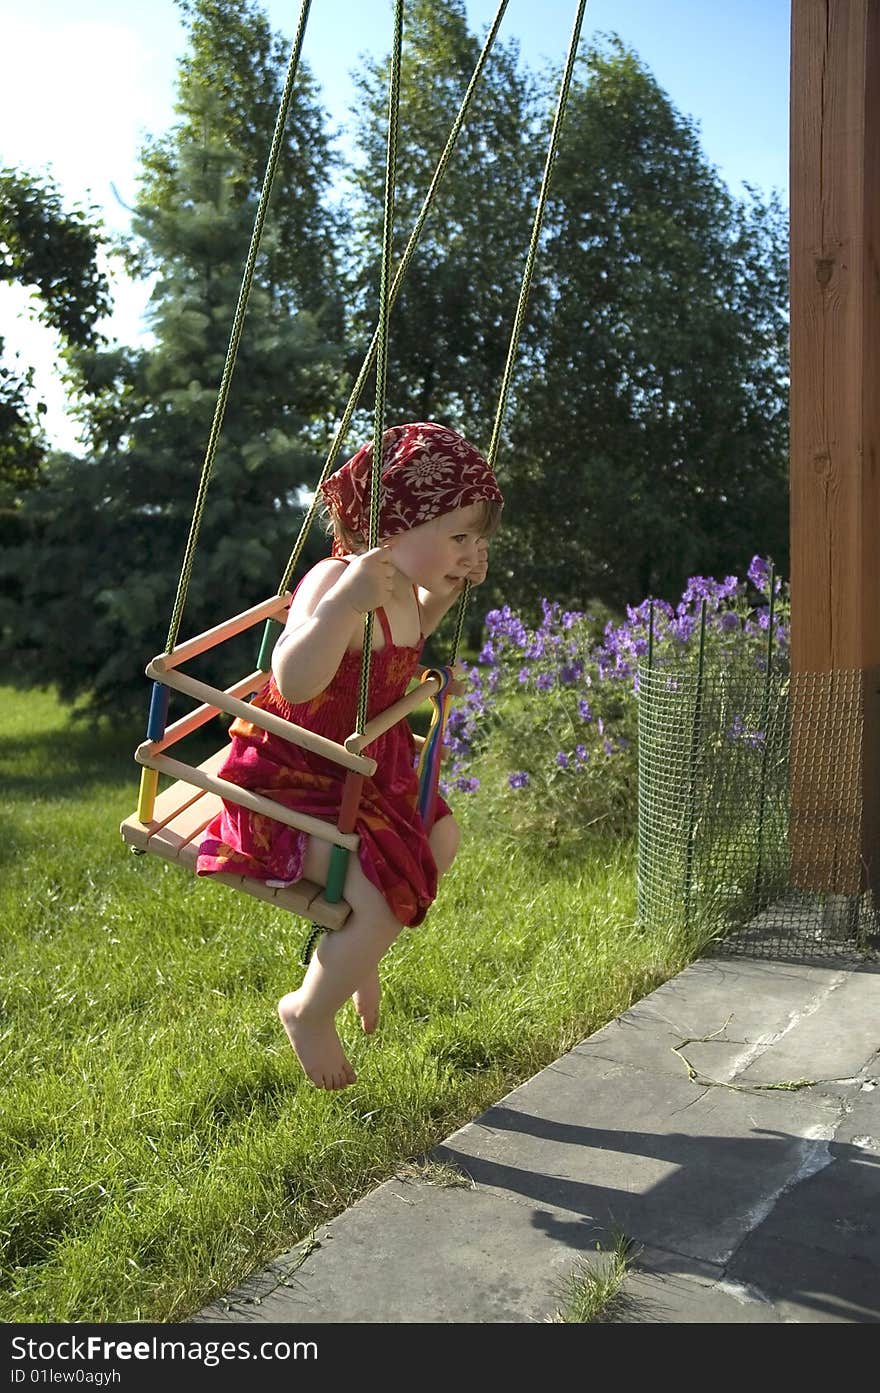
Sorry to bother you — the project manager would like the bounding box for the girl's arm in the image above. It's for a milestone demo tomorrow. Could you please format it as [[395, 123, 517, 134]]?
[[418, 540, 490, 637], [272, 548, 396, 704]]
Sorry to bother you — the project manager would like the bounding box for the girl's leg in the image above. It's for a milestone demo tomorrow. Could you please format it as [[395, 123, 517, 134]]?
[[429, 812, 460, 876], [348, 815, 460, 1039], [278, 839, 403, 1089], [279, 816, 460, 1090]]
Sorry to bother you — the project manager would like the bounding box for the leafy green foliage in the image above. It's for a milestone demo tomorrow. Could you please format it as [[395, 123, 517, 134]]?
[[0, 167, 110, 495], [343, 0, 541, 433], [1, 1, 344, 717], [448, 556, 790, 849], [0, 168, 110, 347], [495, 39, 790, 616], [3, 5, 791, 723], [140, 0, 345, 329]]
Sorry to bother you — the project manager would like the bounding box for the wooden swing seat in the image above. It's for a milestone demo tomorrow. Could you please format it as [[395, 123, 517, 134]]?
[[120, 747, 351, 930], [121, 593, 443, 934]]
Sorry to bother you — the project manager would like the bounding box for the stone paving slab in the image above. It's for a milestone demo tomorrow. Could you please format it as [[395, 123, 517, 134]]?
[[195, 954, 880, 1325], [435, 1053, 844, 1266], [737, 968, 880, 1083], [618, 1258, 785, 1324], [834, 1078, 880, 1143], [570, 963, 868, 1080], [726, 1237, 880, 1323], [198, 1177, 615, 1324], [722, 1129, 880, 1321]]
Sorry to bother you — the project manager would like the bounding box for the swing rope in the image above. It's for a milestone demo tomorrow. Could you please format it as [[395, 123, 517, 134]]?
[[448, 0, 588, 664], [356, 0, 404, 738], [158, 0, 586, 712], [163, 0, 313, 656], [275, 0, 511, 599]]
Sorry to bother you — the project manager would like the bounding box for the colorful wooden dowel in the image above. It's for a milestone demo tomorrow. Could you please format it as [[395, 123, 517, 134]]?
[[338, 772, 365, 834], [324, 844, 350, 904], [146, 682, 170, 741], [136, 766, 159, 824], [256, 617, 284, 673]]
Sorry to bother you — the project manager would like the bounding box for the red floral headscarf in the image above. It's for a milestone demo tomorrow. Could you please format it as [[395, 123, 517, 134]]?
[[320, 422, 503, 556]]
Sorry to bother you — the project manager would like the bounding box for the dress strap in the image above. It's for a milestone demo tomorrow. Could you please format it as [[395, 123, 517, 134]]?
[[376, 606, 394, 646], [412, 585, 425, 638]]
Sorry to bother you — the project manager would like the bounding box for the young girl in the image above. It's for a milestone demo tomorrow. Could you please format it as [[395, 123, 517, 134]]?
[[196, 422, 503, 1091]]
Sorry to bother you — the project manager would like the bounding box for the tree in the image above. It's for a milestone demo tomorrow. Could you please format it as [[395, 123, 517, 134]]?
[[495, 38, 790, 615], [137, 0, 345, 331], [0, 167, 110, 495], [343, 0, 540, 437], [1, 0, 343, 717]]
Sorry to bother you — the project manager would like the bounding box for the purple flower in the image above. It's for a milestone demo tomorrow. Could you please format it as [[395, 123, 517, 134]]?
[[597, 716, 605, 735], [517, 667, 530, 685], [508, 771, 530, 789], [578, 699, 593, 721], [486, 606, 529, 649], [556, 752, 569, 768], [681, 574, 743, 611], [455, 776, 480, 793], [748, 555, 771, 591], [536, 672, 554, 692], [718, 611, 740, 632], [559, 661, 584, 685], [728, 714, 765, 748], [627, 598, 674, 625], [603, 738, 615, 756], [670, 615, 697, 644], [575, 744, 589, 763]]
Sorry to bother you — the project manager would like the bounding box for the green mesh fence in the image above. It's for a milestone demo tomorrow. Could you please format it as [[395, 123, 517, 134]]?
[[637, 657, 880, 961]]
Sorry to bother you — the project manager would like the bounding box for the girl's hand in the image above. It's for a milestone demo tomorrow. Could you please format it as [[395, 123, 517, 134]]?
[[466, 540, 490, 587], [333, 544, 397, 614]]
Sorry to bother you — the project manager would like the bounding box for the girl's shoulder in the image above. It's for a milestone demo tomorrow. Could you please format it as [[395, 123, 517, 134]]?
[[288, 557, 347, 618]]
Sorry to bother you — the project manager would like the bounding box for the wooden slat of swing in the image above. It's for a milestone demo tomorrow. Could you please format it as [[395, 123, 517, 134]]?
[[121, 749, 351, 930]]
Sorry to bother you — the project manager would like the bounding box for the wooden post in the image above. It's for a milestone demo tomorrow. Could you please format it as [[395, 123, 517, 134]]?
[[789, 0, 880, 892]]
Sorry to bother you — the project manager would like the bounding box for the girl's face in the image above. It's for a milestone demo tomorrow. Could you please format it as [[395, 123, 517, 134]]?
[[387, 503, 487, 593]]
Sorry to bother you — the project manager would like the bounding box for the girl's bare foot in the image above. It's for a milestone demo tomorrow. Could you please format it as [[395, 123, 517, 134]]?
[[351, 968, 381, 1034], [277, 991, 356, 1089]]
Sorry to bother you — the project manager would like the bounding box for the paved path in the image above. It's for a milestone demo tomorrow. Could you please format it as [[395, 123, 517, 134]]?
[[196, 953, 880, 1324]]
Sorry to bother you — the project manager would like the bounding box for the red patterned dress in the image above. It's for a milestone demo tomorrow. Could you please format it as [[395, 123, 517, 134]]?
[[195, 602, 451, 927]]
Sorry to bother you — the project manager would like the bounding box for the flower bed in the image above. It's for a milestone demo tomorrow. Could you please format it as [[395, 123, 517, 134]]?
[[446, 558, 791, 867]]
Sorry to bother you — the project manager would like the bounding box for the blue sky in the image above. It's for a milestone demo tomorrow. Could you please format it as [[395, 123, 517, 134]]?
[[0, 0, 790, 448]]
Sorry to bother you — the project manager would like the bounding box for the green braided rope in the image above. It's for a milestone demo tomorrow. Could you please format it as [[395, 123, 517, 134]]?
[[276, 0, 511, 597], [355, 0, 404, 736], [449, 0, 588, 664], [163, 0, 313, 654], [300, 922, 323, 967]]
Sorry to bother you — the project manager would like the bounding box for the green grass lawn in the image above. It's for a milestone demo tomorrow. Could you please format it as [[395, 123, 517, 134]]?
[[0, 686, 705, 1322]]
